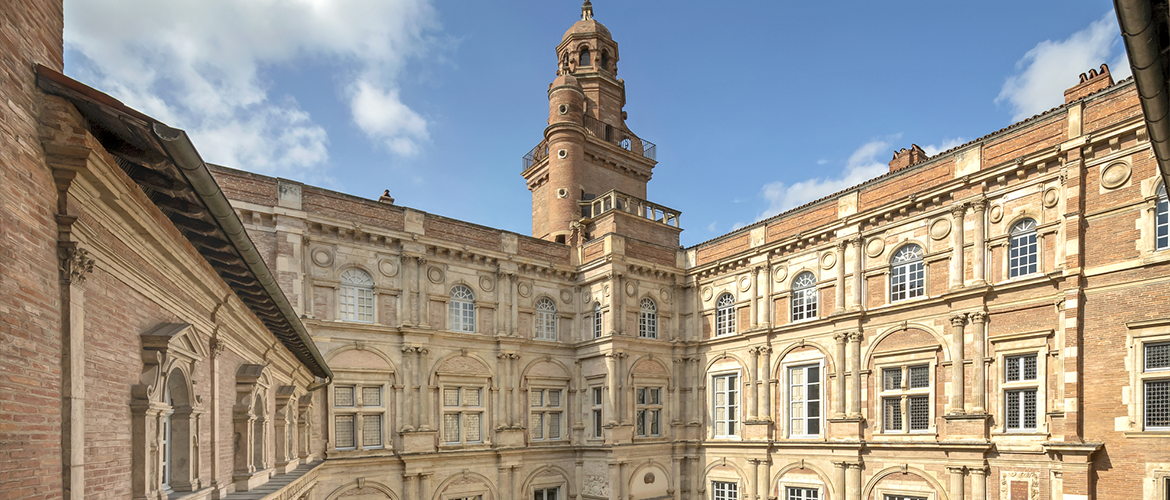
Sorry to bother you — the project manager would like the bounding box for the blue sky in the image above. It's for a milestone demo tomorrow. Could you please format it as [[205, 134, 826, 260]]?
[[63, 0, 1129, 247]]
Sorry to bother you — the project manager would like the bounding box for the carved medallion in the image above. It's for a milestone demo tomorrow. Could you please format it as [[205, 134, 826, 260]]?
[[1100, 161, 1131, 189], [660, 288, 671, 303], [560, 289, 573, 303], [820, 251, 837, 270], [865, 237, 885, 258], [773, 266, 788, 283], [426, 266, 445, 284], [311, 248, 332, 267], [1042, 187, 1059, 208], [929, 218, 952, 240], [701, 286, 713, 302], [479, 275, 494, 292], [625, 282, 636, 297], [378, 258, 398, 277], [989, 204, 1004, 223], [518, 281, 532, 298], [738, 275, 751, 292]]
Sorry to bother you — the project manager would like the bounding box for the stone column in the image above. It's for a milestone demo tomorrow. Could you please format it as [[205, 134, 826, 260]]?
[[418, 348, 431, 430], [576, 461, 585, 500], [748, 459, 759, 500], [750, 266, 760, 328], [972, 200, 987, 285], [689, 457, 702, 500], [947, 466, 966, 500], [608, 462, 620, 500], [496, 353, 507, 429], [419, 473, 432, 500], [748, 347, 760, 421], [417, 257, 429, 328], [403, 474, 416, 500], [949, 314, 967, 415], [672, 457, 683, 500], [835, 240, 847, 313], [762, 346, 773, 420], [971, 466, 987, 500], [609, 274, 620, 336], [691, 358, 703, 426], [971, 312, 988, 413], [950, 203, 967, 289], [832, 463, 847, 500], [848, 332, 863, 418], [512, 354, 523, 429], [762, 459, 771, 500], [606, 353, 619, 425], [850, 238, 864, 309], [833, 333, 847, 418], [509, 273, 519, 336], [620, 353, 630, 425], [402, 346, 416, 431], [495, 270, 506, 335], [59, 241, 93, 500], [672, 358, 682, 425], [845, 462, 862, 500]]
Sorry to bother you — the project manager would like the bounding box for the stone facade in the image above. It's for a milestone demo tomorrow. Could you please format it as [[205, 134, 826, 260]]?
[[6, 1, 1170, 500]]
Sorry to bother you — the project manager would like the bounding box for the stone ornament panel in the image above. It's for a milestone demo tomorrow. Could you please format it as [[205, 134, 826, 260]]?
[[518, 281, 532, 298], [1043, 187, 1059, 208], [701, 286, 713, 302], [820, 251, 836, 270], [659, 288, 671, 303], [625, 281, 637, 297], [378, 258, 398, 277], [929, 218, 952, 240], [738, 275, 751, 292], [989, 204, 1004, 223], [865, 237, 885, 258], [773, 266, 788, 283], [312, 247, 333, 267], [479, 275, 494, 292], [1100, 161, 1131, 189], [427, 266, 445, 284], [560, 289, 572, 303], [999, 470, 1038, 500]]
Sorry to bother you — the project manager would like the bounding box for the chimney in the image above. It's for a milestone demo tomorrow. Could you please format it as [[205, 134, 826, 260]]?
[[1064, 63, 1113, 104], [889, 144, 928, 172], [378, 189, 395, 205]]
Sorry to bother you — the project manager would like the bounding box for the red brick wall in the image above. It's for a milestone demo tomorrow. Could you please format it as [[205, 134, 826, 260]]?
[[766, 205, 837, 244]]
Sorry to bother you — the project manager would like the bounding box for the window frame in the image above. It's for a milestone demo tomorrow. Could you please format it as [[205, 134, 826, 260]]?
[[534, 297, 558, 341], [635, 387, 663, 438], [874, 357, 936, 435], [712, 480, 739, 500], [888, 244, 925, 303], [1002, 353, 1040, 432], [330, 382, 386, 452], [790, 271, 819, 323], [712, 372, 740, 439], [590, 385, 604, 440], [1143, 340, 1170, 431], [786, 361, 824, 439], [441, 384, 485, 446], [785, 486, 821, 500], [715, 293, 737, 337], [529, 387, 565, 442], [1008, 218, 1039, 279], [638, 297, 658, 339], [592, 302, 603, 339], [448, 285, 477, 333], [1157, 184, 1169, 252], [338, 268, 376, 323]]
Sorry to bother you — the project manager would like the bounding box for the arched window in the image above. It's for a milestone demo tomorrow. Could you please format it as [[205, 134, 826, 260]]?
[[791, 271, 818, 322], [535, 297, 557, 340], [339, 269, 375, 323], [715, 293, 736, 336], [579, 47, 591, 67], [599, 50, 609, 70], [638, 297, 658, 339], [1008, 218, 1038, 278], [593, 302, 603, 339], [449, 285, 476, 333], [1157, 184, 1168, 250], [889, 244, 925, 302]]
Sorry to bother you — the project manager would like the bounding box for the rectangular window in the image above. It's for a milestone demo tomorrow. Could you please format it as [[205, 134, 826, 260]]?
[[335, 386, 355, 407], [789, 364, 821, 437], [534, 487, 559, 500], [1005, 354, 1038, 382], [883, 397, 902, 431], [444, 387, 484, 444], [908, 395, 930, 431], [1158, 195, 1169, 250], [908, 365, 930, 389], [530, 389, 563, 441], [713, 374, 739, 438], [362, 386, 382, 407], [712, 480, 738, 500], [362, 414, 382, 448], [880, 364, 931, 433], [1009, 231, 1039, 277], [636, 387, 662, 437], [340, 286, 375, 322], [335, 414, 355, 449], [890, 261, 925, 302], [1144, 342, 1170, 430], [1148, 342, 1170, 371], [883, 368, 902, 391], [592, 387, 604, 438], [1005, 389, 1038, 430], [787, 487, 819, 500]]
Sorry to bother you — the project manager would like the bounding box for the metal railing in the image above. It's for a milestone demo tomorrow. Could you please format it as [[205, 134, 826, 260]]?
[[520, 117, 657, 172], [579, 189, 680, 228]]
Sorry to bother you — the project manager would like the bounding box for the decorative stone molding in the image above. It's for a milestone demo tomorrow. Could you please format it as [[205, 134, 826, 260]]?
[[929, 218, 952, 240], [59, 244, 95, 285], [865, 237, 885, 258], [999, 470, 1039, 500], [1043, 187, 1060, 208], [1100, 160, 1131, 189], [233, 364, 272, 490], [773, 266, 788, 283], [378, 258, 398, 277], [820, 251, 836, 270]]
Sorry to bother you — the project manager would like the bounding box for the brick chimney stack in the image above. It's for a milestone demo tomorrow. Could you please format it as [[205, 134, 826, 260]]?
[[1064, 63, 1113, 104], [889, 144, 928, 172]]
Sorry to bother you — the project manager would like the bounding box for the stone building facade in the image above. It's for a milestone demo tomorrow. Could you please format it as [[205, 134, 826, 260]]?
[[5, 1, 1170, 500]]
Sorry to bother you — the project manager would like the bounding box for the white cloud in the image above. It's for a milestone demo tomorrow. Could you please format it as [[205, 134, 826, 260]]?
[[64, 0, 440, 180], [756, 136, 897, 221], [706, 221, 718, 232], [922, 137, 968, 156], [996, 11, 1131, 122]]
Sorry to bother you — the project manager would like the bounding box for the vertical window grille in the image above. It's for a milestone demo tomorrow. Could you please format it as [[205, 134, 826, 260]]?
[[713, 374, 739, 437], [1005, 389, 1037, 430], [591, 387, 604, 438], [1144, 342, 1170, 430], [449, 285, 476, 332], [593, 303, 603, 339], [530, 389, 563, 441], [882, 368, 902, 391], [635, 387, 662, 437], [535, 298, 557, 340], [339, 269, 375, 322], [335, 414, 355, 449], [1157, 185, 1169, 251], [787, 487, 819, 500], [789, 364, 821, 437], [712, 480, 738, 500], [909, 395, 930, 430], [443, 387, 483, 444], [791, 272, 818, 322], [361, 387, 381, 407], [883, 398, 903, 431], [1009, 218, 1039, 278], [715, 293, 736, 336], [889, 244, 925, 302], [909, 365, 930, 388], [638, 298, 658, 338], [362, 415, 382, 448]]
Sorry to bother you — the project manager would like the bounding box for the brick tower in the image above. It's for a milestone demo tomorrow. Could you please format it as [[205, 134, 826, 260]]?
[[522, 0, 661, 243]]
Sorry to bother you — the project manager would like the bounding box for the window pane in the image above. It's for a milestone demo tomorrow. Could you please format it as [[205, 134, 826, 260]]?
[[444, 414, 461, 443], [549, 413, 561, 439], [444, 388, 461, 406], [1006, 356, 1020, 382], [636, 410, 646, 436], [465, 413, 481, 442], [531, 390, 544, 407], [531, 413, 544, 439], [464, 388, 481, 407], [593, 410, 602, 437], [549, 390, 561, 407], [593, 387, 603, 406], [637, 388, 646, 405], [883, 368, 902, 391], [1147, 342, 1170, 371], [1145, 380, 1170, 429], [1023, 355, 1037, 380], [909, 395, 930, 430], [1006, 391, 1020, 429], [362, 386, 381, 407], [1023, 389, 1037, 429], [335, 386, 355, 407], [650, 388, 660, 405], [883, 398, 902, 431], [1157, 194, 1169, 250], [909, 365, 929, 389], [363, 415, 382, 447], [650, 409, 659, 435], [335, 415, 355, 448]]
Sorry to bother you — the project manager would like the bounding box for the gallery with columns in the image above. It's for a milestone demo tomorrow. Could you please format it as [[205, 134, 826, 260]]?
[[5, 1, 1170, 500]]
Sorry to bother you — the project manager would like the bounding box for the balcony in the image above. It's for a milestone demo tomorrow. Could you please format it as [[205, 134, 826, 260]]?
[[579, 189, 680, 228], [521, 116, 657, 172]]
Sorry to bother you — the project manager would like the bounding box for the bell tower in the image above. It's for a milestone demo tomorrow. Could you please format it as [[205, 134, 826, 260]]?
[[522, 0, 665, 244]]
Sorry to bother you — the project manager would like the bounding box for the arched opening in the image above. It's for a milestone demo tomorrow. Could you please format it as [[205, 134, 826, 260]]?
[[1009, 218, 1038, 278], [535, 297, 557, 340], [638, 297, 657, 339], [600, 50, 609, 70], [252, 394, 266, 471], [790, 271, 818, 322], [593, 302, 603, 339], [163, 369, 196, 491], [579, 47, 592, 67], [889, 244, 925, 302], [715, 293, 736, 336], [449, 284, 477, 333], [339, 268, 375, 322]]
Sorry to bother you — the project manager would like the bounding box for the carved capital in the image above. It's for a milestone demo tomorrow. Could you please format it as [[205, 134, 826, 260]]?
[[950, 314, 968, 328], [969, 311, 988, 324], [759, 346, 772, 355], [846, 331, 864, 343], [951, 203, 968, 219], [210, 337, 227, 358], [834, 333, 848, 344], [59, 244, 95, 285], [849, 236, 863, 248], [970, 199, 988, 212], [836, 239, 849, 251]]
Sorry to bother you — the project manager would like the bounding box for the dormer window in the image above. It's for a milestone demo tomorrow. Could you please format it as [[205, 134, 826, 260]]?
[[579, 47, 591, 67]]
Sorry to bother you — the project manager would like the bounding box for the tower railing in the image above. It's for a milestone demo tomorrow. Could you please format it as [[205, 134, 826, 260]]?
[[578, 189, 681, 228], [520, 117, 657, 172]]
